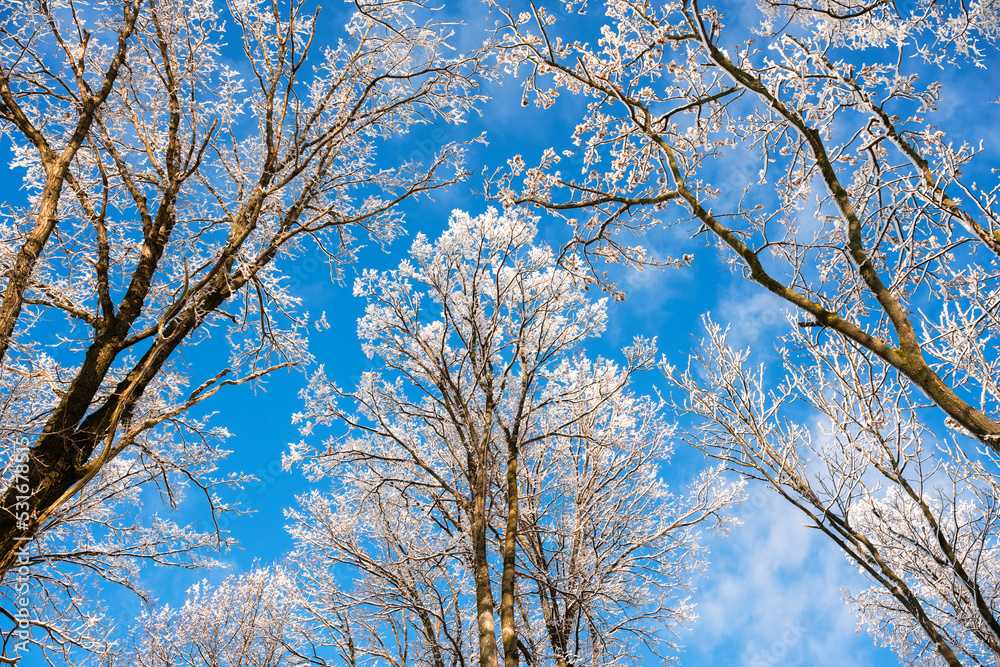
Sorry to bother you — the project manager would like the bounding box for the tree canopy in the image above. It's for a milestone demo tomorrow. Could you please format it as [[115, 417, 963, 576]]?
[[1, 0, 999, 665]]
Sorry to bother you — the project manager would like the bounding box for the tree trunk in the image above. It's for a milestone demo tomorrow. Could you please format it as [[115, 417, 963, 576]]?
[[471, 452, 500, 667], [500, 439, 520, 667], [0, 174, 63, 363]]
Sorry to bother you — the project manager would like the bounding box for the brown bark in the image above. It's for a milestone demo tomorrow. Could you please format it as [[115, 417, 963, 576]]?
[[0, 179, 277, 573], [678, 175, 1000, 448], [500, 439, 520, 667], [829, 514, 965, 667], [768, 481, 969, 667], [0, 175, 65, 363], [0, 0, 142, 363], [472, 465, 500, 667], [0, 83, 191, 573], [527, 528, 570, 667], [515, 11, 1000, 451], [681, 22, 1000, 450]]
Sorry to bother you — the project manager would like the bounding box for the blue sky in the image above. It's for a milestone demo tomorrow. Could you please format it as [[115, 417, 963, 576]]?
[[131, 224, 900, 666], [8, 0, 1000, 664]]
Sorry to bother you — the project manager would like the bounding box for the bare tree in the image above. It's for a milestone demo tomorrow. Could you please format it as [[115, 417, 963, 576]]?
[[515, 380, 739, 666], [0, 0, 489, 659], [289, 484, 477, 667], [286, 208, 740, 667], [120, 565, 310, 667], [490, 0, 1000, 443], [669, 319, 1000, 666], [488, 0, 1000, 663]]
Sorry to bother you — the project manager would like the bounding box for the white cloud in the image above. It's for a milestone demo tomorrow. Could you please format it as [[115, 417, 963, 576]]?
[[714, 284, 791, 351], [683, 491, 892, 666]]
